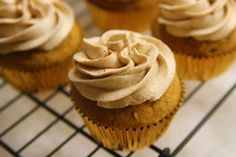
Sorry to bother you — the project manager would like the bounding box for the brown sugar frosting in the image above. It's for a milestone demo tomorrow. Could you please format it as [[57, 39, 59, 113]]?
[[69, 30, 176, 109], [158, 0, 236, 41], [0, 0, 74, 54]]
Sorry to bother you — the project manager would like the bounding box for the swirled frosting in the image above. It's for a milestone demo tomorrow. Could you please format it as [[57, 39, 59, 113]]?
[[158, 0, 236, 41], [0, 0, 74, 54], [69, 30, 176, 109]]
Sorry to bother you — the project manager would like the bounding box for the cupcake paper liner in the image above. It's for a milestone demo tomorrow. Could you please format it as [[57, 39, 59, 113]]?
[[0, 57, 73, 92], [174, 50, 236, 80], [86, 0, 158, 32], [74, 81, 184, 151]]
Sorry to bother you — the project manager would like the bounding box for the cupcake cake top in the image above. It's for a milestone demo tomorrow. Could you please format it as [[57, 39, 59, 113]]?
[[0, 0, 74, 54], [87, 0, 158, 10], [69, 30, 176, 109], [158, 0, 236, 41]]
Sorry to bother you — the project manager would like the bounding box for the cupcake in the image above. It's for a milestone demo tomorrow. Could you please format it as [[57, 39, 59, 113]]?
[[0, 0, 83, 92], [86, 0, 159, 32], [152, 0, 236, 80], [69, 30, 183, 150]]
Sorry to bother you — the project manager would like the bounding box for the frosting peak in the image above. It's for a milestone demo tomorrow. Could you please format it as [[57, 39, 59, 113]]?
[[69, 30, 176, 109], [0, 0, 74, 54], [158, 0, 236, 41]]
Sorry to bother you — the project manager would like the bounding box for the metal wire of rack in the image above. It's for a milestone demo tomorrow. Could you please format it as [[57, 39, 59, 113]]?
[[0, 0, 236, 157]]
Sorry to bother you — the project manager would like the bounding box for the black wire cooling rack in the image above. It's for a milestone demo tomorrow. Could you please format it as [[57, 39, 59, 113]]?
[[0, 0, 236, 157]]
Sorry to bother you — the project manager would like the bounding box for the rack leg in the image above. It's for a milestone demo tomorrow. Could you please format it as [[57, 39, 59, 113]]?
[[159, 148, 170, 157]]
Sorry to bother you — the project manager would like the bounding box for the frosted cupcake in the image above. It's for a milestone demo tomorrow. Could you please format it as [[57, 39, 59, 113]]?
[[152, 0, 236, 80], [0, 0, 83, 92], [69, 30, 183, 150], [86, 0, 159, 32]]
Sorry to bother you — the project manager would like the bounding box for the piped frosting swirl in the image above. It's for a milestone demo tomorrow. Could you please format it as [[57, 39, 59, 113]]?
[[158, 0, 236, 41], [69, 30, 176, 109], [0, 0, 74, 54]]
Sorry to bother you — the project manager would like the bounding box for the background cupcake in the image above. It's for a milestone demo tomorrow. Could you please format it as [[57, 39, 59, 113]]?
[[0, 0, 83, 92], [152, 0, 236, 80], [86, 0, 159, 32], [69, 30, 183, 150]]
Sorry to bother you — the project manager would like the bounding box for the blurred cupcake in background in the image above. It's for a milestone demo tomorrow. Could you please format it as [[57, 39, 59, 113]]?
[[0, 0, 83, 92], [86, 0, 159, 32], [69, 30, 184, 150], [152, 0, 236, 80]]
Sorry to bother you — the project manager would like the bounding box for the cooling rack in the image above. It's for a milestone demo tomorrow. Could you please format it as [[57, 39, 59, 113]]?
[[0, 0, 236, 157]]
